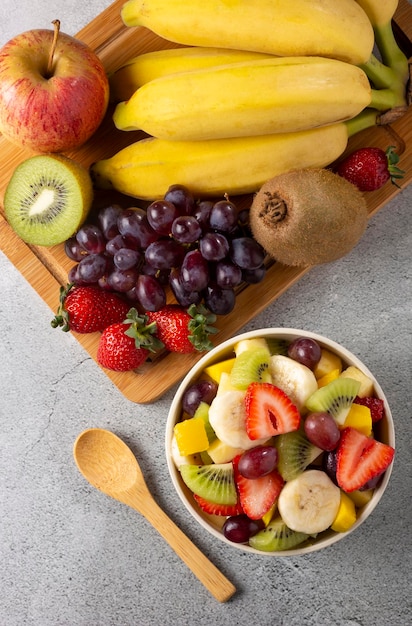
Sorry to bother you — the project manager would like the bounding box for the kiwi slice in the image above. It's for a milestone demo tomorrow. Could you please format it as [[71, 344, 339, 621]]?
[[229, 347, 272, 390], [179, 463, 237, 505], [305, 377, 361, 425], [275, 429, 322, 482], [193, 401, 217, 444], [249, 517, 309, 552], [4, 154, 93, 246]]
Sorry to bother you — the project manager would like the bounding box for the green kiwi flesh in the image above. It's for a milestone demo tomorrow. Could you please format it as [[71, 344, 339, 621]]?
[[249, 517, 309, 552], [4, 154, 93, 246], [193, 401, 217, 444], [275, 429, 322, 481], [229, 347, 272, 390], [179, 463, 237, 505], [249, 168, 368, 267], [305, 377, 361, 425]]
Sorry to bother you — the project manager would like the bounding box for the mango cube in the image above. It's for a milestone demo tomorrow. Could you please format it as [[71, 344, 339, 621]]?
[[316, 368, 340, 388], [347, 489, 374, 508], [204, 357, 235, 383], [314, 348, 343, 379], [174, 417, 209, 456], [331, 491, 357, 532], [343, 403, 372, 436], [340, 366, 374, 397]]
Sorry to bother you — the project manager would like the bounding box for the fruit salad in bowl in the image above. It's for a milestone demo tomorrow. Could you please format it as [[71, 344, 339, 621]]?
[[165, 329, 395, 555]]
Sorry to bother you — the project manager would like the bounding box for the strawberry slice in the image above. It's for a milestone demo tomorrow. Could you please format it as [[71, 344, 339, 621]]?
[[336, 427, 395, 492], [193, 493, 243, 516], [354, 396, 384, 423], [233, 455, 284, 520], [245, 382, 300, 440]]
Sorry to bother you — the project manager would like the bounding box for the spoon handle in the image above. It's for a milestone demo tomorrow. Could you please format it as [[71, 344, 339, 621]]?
[[125, 490, 236, 603]]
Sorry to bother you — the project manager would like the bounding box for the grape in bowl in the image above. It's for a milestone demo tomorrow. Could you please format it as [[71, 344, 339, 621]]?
[[165, 328, 395, 556]]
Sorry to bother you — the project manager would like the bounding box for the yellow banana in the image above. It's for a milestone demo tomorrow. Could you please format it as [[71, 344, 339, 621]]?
[[121, 0, 374, 65], [109, 47, 274, 102], [113, 57, 371, 141], [91, 124, 350, 200], [355, 0, 398, 27]]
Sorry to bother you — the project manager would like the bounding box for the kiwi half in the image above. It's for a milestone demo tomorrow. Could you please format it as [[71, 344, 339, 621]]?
[[249, 517, 309, 552], [179, 463, 238, 505], [4, 154, 93, 246], [249, 168, 368, 266], [229, 347, 272, 390], [305, 376, 361, 425], [275, 429, 322, 481]]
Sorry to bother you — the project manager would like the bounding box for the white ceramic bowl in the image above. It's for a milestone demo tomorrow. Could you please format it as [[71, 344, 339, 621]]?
[[165, 328, 395, 556]]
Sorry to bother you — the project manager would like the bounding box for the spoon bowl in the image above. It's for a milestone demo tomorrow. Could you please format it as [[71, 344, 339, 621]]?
[[73, 428, 235, 603]]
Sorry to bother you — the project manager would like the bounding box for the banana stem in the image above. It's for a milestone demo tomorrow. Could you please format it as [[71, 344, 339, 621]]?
[[374, 22, 410, 86], [370, 84, 406, 111], [361, 53, 400, 89], [345, 109, 379, 138]]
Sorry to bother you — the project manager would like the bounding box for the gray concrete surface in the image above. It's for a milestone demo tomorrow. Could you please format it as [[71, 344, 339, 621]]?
[[1, 2, 411, 624]]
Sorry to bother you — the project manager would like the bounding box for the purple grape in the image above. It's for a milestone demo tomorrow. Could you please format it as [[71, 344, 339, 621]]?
[[145, 239, 186, 270], [182, 380, 218, 416], [105, 234, 127, 256], [359, 471, 384, 491], [147, 199, 179, 235], [199, 232, 229, 261], [304, 412, 340, 451], [135, 274, 166, 311], [288, 337, 321, 370], [323, 450, 338, 485], [97, 204, 123, 239], [77, 254, 107, 283], [230, 236, 265, 270], [76, 224, 106, 254], [241, 265, 266, 284], [171, 215, 202, 243], [180, 249, 209, 292], [215, 260, 242, 289], [107, 268, 139, 293], [169, 267, 202, 307], [114, 248, 142, 270], [237, 445, 278, 479], [192, 200, 213, 232], [164, 184, 195, 215], [64, 236, 89, 261], [118, 208, 158, 248], [223, 514, 263, 543], [209, 199, 238, 232], [204, 284, 235, 315]]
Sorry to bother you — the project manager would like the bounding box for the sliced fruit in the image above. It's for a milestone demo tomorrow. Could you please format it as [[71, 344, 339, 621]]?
[[179, 463, 238, 505], [204, 357, 235, 383], [346, 488, 374, 508], [262, 502, 278, 527], [174, 416, 209, 456], [229, 347, 272, 390], [171, 435, 203, 468], [208, 389, 270, 450], [4, 154, 93, 246], [215, 371, 238, 395], [269, 354, 318, 412], [193, 493, 243, 516], [249, 517, 309, 552], [353, 396, 384, 423], [234, 337, 270, 355], [278, 469, 341, 534], [207, 438, 244, 464], [275, 429, 323, 481], [245, 382, 301, 440], [305, 376, 361, 425], [342, 403, 372, 436], [331, 491, 357, 532], [336, 427, 395, 492], [193, 401, 216, 443], [316, 368, 340, 388], [313, 348, 343, 379], [339, 366, 374, 397], [233, 455, 284, 520]]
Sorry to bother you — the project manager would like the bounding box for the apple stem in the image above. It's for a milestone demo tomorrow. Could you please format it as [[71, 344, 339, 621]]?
[[46, 19, 60, 77]]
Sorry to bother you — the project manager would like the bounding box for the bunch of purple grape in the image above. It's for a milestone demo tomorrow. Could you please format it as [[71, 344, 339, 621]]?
[[64, 184, 267, 315]]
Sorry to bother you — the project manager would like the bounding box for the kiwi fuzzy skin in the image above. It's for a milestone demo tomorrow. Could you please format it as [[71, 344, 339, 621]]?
[[249, 168, 368, 267]]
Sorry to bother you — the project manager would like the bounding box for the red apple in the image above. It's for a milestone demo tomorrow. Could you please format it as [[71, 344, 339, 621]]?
[[0, 20, 109, 153]]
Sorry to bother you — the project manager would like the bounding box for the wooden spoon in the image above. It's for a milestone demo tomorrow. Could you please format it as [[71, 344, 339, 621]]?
[[73, 428, 236, 603]]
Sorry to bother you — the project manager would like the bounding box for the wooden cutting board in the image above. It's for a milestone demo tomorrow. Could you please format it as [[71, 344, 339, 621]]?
[[1, 0, 411, 403]]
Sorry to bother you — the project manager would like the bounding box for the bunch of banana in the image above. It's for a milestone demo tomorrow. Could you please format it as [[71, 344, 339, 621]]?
[[91, 0, 409, 199]]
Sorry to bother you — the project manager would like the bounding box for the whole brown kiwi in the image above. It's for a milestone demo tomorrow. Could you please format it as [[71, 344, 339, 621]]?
[[249, 168, 368, 267]]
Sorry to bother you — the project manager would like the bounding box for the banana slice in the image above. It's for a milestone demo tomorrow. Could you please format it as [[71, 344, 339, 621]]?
[[278, 469, 341, 534], [208, 389, 270, 450], [269, 354, 318, 412]]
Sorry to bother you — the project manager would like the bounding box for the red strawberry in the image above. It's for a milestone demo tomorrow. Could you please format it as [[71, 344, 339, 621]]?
[[146, 303, 217, 354], [97, 309, 163, 372], [245, 382, 301, 440], [336, 427, 395, 492], [233, 455, 284, 520], [354, 396, 384, 423], [335, 145, 404, 192], [193, 493, 243, 516], [51, 284, 130, 333]]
